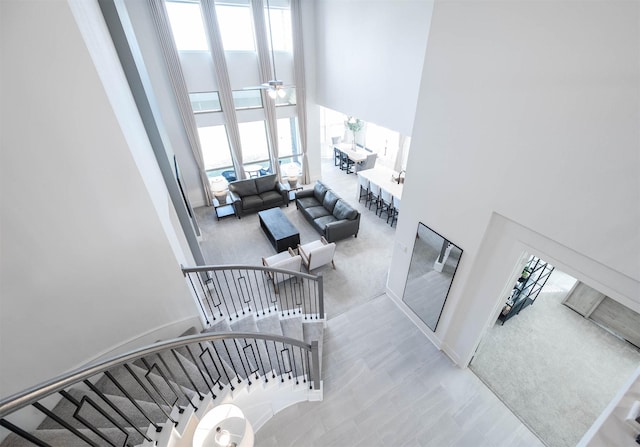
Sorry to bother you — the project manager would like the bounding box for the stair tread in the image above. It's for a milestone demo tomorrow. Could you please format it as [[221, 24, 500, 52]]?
[[230, 315, 259, 333], [255, 314, 284, 336], [280, 317, 303, 341], [203, 318, 231, 333]]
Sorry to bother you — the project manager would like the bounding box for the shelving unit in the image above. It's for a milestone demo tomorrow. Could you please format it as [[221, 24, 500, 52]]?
[[498, 256, 555, 324]]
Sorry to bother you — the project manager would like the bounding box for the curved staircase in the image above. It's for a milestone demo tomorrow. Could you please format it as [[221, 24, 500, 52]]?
[[1, 266, 325, 447]]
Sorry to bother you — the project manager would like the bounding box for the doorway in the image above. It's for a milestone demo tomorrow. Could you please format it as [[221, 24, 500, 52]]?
[[470, 257, 640, 447]]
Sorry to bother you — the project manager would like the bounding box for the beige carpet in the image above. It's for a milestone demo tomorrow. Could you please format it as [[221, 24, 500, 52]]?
[[470, 271, 640, 447], [193, 158, 399, 319]]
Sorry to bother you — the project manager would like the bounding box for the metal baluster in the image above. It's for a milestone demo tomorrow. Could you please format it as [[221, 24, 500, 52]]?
[[247, 270, 265, 317], [211, 271, 230, 319], [184, 345, 216, 398], [273, 340, 285, 382], [235, 271, 250, 315], [229, 339, 252, 386], [0, 418, 54, 447], [170, 350, 205, 401], [270, 340, 280, 380], [261, 269, 277, 313], [219, 270, 239, 319], [59, 391, 122, 447], [221, 339, 245, 385], [199, 271, 222, 320], [138, 359, 181, 413], [148, 355, 197, 411], [209, 342, 235, 391], [32, 401, 99, 447], [241, 340, 260, 382], [280, 345, 292, 381], [109, 368, 176, 426], [185, 272, 211, 324], [83, 380, 153, 442], [290, 346, 299, 385]]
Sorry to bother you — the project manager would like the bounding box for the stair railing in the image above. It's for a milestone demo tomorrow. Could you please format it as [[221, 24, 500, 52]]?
[[182, 265, 325, 324], [0, 332, 320, 447]]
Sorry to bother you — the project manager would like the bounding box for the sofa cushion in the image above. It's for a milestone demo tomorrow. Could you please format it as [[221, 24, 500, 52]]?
[[230, 179, 258, 197], [255, 174, 278, 194], [333, 200, 358, 220], [297, 197, 322, 209], [241, 195, 263, 209], [322, 190, 340, 213], [313, 182, 328, 203], [305, 206, 331, 220], [314, 215, 338, 229], [260, 190, 283, 206]]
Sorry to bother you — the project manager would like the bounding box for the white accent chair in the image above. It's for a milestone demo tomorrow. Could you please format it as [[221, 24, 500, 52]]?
[[262, 248, 302, 292], [297, 237, 336, 272]]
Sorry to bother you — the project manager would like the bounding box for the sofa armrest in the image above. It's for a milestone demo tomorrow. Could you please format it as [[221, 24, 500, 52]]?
[[295, 188, 314, 199], [324, 214, 360, 242], [228, 190, 242, 217], [275, 182, 290, 205]]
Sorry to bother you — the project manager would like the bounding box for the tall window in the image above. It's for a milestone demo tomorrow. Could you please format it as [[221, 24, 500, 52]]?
[[238, 121, 270, 163], [276, 117, 299, 160], [266, 7, 292, 52], [165, 2, 208, 51], [197, 125, 233, 170], [216, 4, 256, 51], [165, 0, 302, 179]]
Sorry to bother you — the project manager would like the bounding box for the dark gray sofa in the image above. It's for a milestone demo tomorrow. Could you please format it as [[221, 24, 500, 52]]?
[[228, 174, 289, 218], [295, 181, 360, 242]]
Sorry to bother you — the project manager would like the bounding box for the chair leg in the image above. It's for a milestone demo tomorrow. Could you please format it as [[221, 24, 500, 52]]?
[[331, 260, 336, 269]]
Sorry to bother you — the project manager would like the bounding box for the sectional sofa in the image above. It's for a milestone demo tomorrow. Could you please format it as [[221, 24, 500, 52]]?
[[295, 181, 360, 242]]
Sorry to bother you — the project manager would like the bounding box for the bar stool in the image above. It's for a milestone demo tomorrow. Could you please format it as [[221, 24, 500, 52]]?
[[357, 174, 370, 204], [368, 182, 382, 214], [379, 189, 393, 220], [390, 196, 401, 226]]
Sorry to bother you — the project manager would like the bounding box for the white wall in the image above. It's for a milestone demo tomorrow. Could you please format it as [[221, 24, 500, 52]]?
[[386, 0, 640, 365], [313, 0, 433, 137], [0, 0, 200, 397]]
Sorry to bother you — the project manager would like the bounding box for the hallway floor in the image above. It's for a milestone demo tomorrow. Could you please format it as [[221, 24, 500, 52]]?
[[256, 293, 544, 447]]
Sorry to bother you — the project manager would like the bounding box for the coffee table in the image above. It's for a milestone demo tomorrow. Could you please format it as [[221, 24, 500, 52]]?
[[258, 208, 300, 253]]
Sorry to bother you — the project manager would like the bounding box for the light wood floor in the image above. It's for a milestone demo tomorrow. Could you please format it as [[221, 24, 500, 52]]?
[[256, 293, 544, 446]]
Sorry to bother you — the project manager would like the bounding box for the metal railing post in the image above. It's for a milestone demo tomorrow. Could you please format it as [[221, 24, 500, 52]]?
[[318, 274, 324, 319], [310, 340, 321, 390]]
